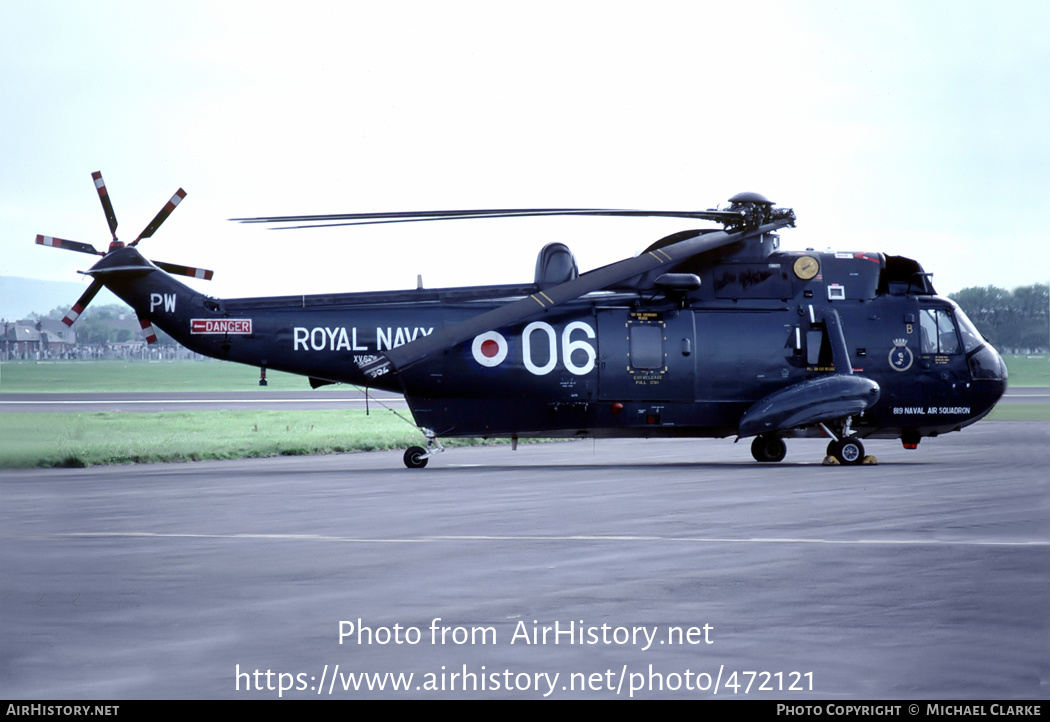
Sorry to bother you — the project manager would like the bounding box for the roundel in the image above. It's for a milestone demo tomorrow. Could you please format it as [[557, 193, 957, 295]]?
[[472, 331, 508, 367]]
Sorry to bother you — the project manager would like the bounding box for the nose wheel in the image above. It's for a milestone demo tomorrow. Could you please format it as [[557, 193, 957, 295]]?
[[826, 436, 865, 465], [818, 419, 875, 465]]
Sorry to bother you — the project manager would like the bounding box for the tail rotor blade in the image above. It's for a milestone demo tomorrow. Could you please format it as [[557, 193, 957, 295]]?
[[35, 234, 102, 256], [62, 279, 104, 326], [92, 171, 119, 240], [131, 189, 186, 245], [137, 315, 159, 345], [154, 260, 214, 280]]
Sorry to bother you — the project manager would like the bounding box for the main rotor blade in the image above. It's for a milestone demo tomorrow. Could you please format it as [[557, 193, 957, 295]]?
[[231, 208, 746, 230], [92, 171, 118, 240], [153, 260, 214, 280], [131, 189, 186, 245], [35, 234, 103, 256], [62, 279, 104, 326], [362, 218, 792, 378], [232, 208, 603, 223]]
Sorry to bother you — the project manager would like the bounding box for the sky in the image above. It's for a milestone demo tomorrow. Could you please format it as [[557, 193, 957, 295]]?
[[2, 1, 1049, 310]]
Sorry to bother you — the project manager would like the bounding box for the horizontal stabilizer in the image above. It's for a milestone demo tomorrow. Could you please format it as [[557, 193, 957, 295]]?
[[80, 265, 157, 277], [737, 375, 880, 438]]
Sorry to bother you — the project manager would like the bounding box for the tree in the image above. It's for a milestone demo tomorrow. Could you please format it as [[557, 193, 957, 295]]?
[[71, 304, 138, 346], [950, 283, 1049, 351]]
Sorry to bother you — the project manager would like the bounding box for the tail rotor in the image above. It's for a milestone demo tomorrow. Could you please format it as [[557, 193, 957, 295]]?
[[35, 171, 214, 342]]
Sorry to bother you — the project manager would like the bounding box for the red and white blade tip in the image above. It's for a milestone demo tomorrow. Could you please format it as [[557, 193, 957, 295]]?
[[62, 304, 85, 326], [36, 234, 101, 255], [187, 266, 212, 280], [139, 317, 158, 345]]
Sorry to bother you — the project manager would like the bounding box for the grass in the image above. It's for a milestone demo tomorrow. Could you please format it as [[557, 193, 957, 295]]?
[[0, 409, 506, 468], [985, 403, 1050, 422], [0, 358, 315, 393], [0, 356, 1044, 468], [0, 359, 542, 468], [1, 402, 1040, 469], [1000, 354, 1050, 387]]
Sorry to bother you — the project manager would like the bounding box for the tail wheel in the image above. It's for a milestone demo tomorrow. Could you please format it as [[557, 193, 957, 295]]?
[[827, 437, 864, 465], [403, 446, 429, 469], [751, 435, 787, 463]]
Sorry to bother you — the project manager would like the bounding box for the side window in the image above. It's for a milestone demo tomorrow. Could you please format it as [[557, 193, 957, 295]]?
[[920, 308, 961, 355], [629, 324, 664, 369], [805, 328, 834, 366], [806, 329, 824, 366]]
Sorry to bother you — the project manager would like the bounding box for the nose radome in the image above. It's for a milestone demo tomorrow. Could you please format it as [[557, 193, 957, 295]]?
[[968, 345, 1008, 420]]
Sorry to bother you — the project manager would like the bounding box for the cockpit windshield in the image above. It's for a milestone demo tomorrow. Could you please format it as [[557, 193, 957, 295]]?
[[950, 303, 986, 354]]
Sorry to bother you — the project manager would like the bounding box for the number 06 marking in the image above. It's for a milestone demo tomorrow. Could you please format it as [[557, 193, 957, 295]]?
[[561, 321, 596, 375], [521, 321, 596, 376]]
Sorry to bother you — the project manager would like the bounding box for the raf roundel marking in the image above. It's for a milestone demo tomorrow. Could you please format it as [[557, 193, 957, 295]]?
[[472, 331, 508, 367]]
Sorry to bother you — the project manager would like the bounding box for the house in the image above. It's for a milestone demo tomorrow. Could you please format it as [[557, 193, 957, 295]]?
[[1, 319, 76, 359]]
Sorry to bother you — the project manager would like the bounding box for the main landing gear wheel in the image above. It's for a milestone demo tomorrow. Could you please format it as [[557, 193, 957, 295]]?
[[827, 437, 864, 466], [751, 435, 787, 463], [403, 446, 429, 469]]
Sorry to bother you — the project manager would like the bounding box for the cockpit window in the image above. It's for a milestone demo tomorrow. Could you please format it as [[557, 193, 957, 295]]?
[[919, 308, 960, 355]]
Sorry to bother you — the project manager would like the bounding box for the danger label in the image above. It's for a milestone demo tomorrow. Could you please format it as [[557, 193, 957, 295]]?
[[191, 318, 252, 334]]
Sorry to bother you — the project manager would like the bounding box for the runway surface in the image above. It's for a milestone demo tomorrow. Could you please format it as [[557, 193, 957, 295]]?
[[1, 422, 1047, 699], [0, 386, 1041, 412]]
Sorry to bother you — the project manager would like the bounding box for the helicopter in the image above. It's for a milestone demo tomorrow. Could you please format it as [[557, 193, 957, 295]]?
[[35, 172, 1008, 468]]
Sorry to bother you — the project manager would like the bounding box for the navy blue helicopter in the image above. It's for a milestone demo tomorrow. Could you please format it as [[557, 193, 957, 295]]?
[[36, 172, 1007, 467]]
